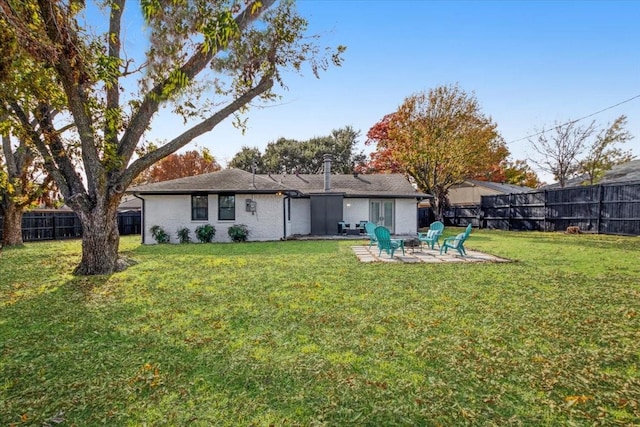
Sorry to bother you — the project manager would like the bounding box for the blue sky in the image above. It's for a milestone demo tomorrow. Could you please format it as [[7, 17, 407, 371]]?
[[146, 0, 640, 182]]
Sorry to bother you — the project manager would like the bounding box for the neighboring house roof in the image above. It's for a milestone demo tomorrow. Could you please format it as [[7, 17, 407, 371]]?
[[129, 168, 429, 199], [463, 180, 534, 194], [600, 159, 640, 183], [541, 159, 640, 189], [118, 196, 142, 211]]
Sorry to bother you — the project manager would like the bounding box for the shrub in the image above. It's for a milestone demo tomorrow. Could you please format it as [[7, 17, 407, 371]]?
[[176, 227, 191, 244], [228, 224, 249, 242], [195, 224, 216, 243], [150, 225, 170, 244]]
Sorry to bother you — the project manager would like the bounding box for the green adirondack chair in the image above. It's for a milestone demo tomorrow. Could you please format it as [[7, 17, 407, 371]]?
[[440, 224, 473, 256], [374, 226, 405, 258], [417, 221, 444, 249], [364, 222, 378, 248]]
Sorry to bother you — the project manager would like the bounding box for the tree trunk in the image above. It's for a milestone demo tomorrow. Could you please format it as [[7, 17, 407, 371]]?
[[2, 203, 24, 246], [433, 188, 450, 222], [73, 205, 121, 275]]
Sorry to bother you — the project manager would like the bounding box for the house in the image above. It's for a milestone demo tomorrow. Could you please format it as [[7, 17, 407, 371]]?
[[599, 159, 640, 183], [129, 155, 429, 243], [447, 180, 533, 206], [541, 160, 640, 189]]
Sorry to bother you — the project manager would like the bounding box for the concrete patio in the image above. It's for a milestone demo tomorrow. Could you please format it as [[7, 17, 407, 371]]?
[[352, 244, 510, 263]]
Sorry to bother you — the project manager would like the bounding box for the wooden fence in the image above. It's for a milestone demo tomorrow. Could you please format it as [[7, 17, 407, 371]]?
[[442, 181, 640, 236], [0, 210, 141, 242]]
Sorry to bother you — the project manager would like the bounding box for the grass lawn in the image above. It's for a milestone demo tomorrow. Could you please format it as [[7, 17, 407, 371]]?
[[1, 229, 639, 426]]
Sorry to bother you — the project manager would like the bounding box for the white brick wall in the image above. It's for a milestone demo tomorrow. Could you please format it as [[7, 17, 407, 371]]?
[[141, 193, 418, 243], [289, 198, 311, 236], [142, 193, 286, 244], [343, 198, 369, 228], [394, 198, 419, 235]]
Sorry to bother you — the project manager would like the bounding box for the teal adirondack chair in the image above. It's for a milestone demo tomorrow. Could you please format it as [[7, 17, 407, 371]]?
[[374, 226, 405, 258], [440, 224, 473, 256], [364, 222, 378, 248], [417, 221, 444, 249]]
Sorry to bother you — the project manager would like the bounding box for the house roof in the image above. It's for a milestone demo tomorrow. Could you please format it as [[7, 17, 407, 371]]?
[[541, 159, 640, 189], [464, 180, 534, 194], [601, 159, 640, 183], [118, 196, 142, 211], [129, 168, 429, 199]]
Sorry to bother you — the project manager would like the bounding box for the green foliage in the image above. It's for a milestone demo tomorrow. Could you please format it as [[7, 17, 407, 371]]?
[[195, 223, 216, 243], [176, 227, 191, 244], [229, 126, 366, 174], [0, 233, 639, 424], [201, 9, 239, 53], [150, 225, 170, 244], [228, 146, 264, 172], [227, 224, 249, 242], [2, 0, 345, 274]]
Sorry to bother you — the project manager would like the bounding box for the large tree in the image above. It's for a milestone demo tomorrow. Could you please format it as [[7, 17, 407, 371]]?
[[0, 0, 343, 274], [528, 120, 596, 188], [229, 126, 366, 174], [578, 115, 634, 185], [366, 84, 507, 218], [529, 115, 633, 187], [0, 26, 63, 247], [499, 159, 541, 188], [0, 127, 57, 247], [228, 146, 265, 173], [133, 149, 221, 185]]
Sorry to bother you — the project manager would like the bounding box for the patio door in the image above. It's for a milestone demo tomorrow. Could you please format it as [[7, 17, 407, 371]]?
[[370, 200, 394, 232]]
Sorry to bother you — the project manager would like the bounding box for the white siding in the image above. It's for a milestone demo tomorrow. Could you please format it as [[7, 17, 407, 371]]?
[[141, 193, 419, 243], [394, 199, 418, 235], [142, 194, 191, 244], [289, 198, 311, 236], [141, 193, 284, 244], [343, 198, 369, 228]]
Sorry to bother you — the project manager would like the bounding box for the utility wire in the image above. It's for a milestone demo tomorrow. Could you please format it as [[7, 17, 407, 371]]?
[[506, 93, 640, 145]]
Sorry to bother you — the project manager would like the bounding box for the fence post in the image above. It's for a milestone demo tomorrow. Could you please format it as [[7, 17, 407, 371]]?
[[508, 193, 513, 231], [597, 184, 604, 234], [543, 190, 548, 232]]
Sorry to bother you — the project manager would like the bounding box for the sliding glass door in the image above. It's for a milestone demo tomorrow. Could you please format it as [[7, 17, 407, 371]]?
[[370, 200, 394, 232]]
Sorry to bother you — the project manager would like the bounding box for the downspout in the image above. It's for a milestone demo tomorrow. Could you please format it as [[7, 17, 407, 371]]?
[[133, 193, 145, 244], [282, 192, 290, 240]]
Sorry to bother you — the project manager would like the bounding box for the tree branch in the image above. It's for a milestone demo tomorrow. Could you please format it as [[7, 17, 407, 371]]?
[[117, 0, 276, 166], [35, 0, 102, 196], [105, 0, 125, 148], [8, 101, 72, 198], [120, 74, 274, 189]]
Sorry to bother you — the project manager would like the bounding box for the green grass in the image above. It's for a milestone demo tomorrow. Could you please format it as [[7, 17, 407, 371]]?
[[1, 230, 639, 426]]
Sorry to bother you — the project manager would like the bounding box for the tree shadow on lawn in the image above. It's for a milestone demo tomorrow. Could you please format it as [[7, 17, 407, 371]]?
[[0, 274, 435, 425], [4, 259, 639, 425]]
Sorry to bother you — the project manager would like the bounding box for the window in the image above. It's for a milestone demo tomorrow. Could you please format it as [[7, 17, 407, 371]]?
[[218, 194, 235, 220], [191, 195, 208, 220]]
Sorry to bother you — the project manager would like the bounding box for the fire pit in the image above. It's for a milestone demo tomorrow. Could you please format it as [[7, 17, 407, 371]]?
[[401, 237, 421, 253]]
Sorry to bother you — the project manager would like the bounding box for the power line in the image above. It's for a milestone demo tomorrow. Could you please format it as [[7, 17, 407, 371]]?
[[506, 93, 640, 145]]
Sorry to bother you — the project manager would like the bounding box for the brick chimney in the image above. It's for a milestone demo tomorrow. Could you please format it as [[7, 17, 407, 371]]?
[[323, 153, 332, 192]]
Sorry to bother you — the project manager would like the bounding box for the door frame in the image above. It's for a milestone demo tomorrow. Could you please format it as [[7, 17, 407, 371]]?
[[369, 199, 395, 233]]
